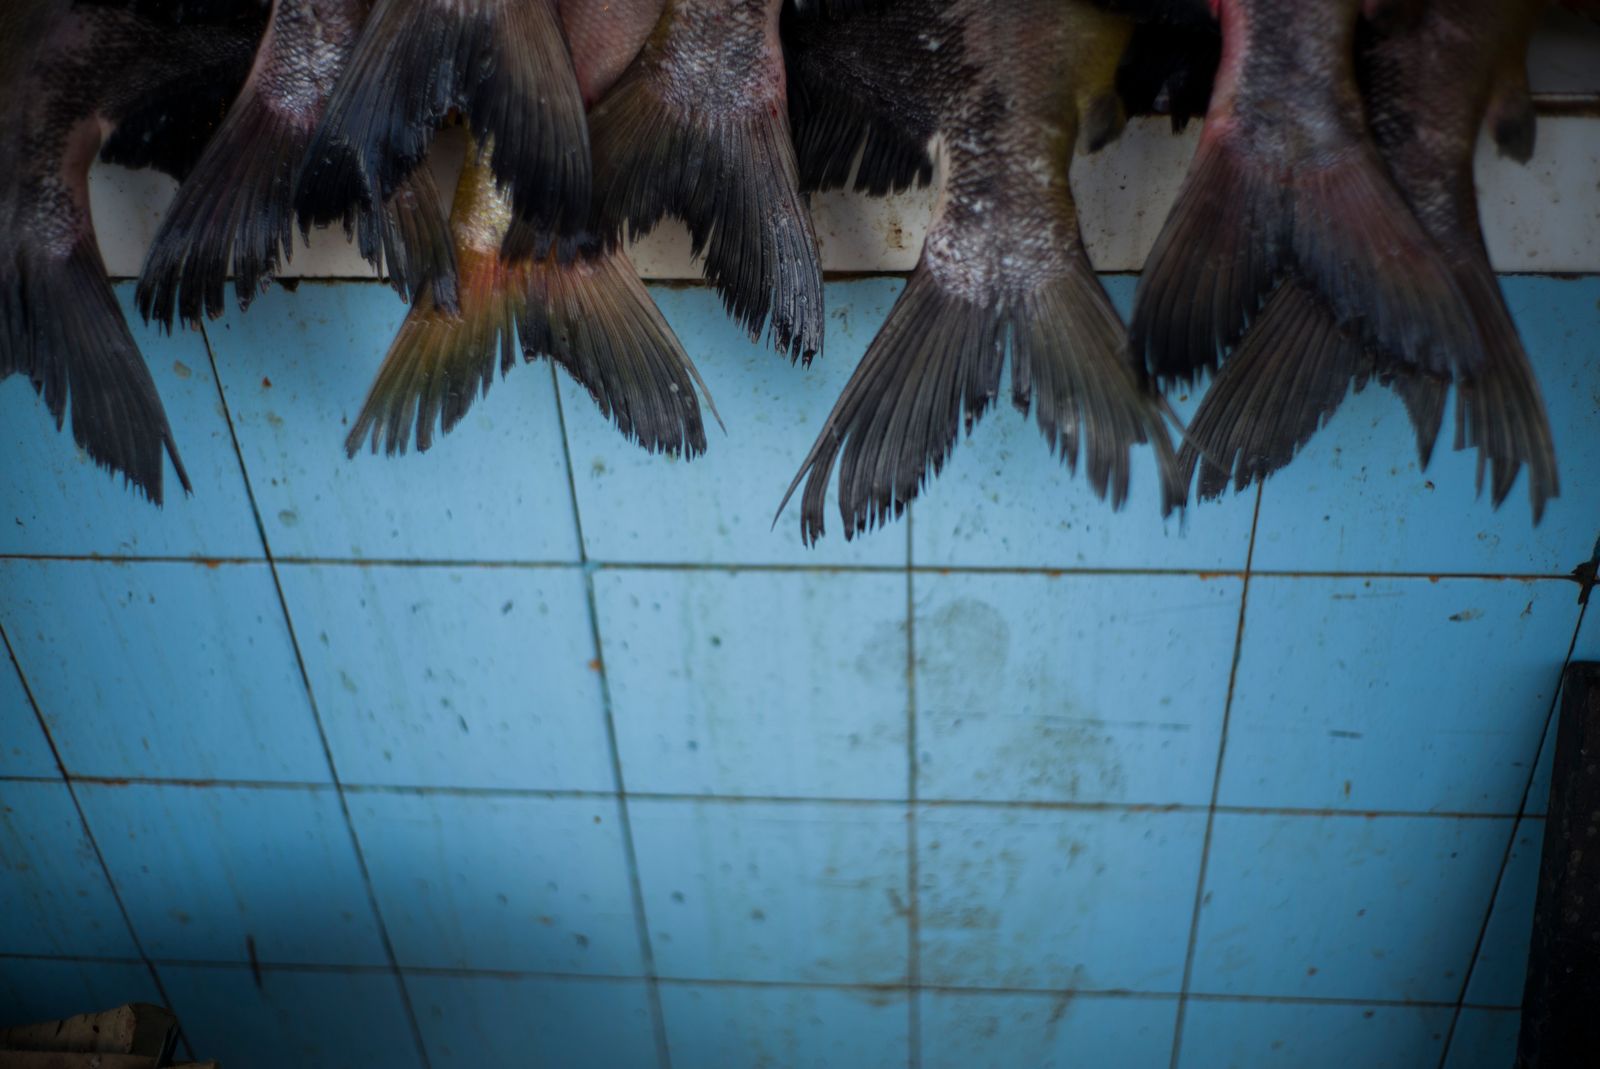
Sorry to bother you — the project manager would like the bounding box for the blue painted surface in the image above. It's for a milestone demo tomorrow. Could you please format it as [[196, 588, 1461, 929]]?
[[1178, 1000, 1451, 1069], [920, 991, 1177, 1069], [660, 984, 909, 1069], [0, 276, 1591, 1067], [1192, 813, 1508, 1002]]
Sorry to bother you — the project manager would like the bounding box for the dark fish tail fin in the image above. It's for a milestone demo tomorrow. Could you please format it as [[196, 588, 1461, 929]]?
[[775, 267, 998, 545], [1288, 150, 1484, 378], [1014, 249, 1182, 515], [136, 84, 310, 329], [1129, 132, 1291, 385], [355, 165, 460, 311], [1177, 281, 1362, 501], [3, 238, 189, 503], [297, 0, 588, 230], [1383, 367, 1449, 471], [589, 65, 824, 362], [516, 232, 713, 460], [344, 250, 518, 459], [1487, 43, 1537, 163], [780, 250, 1175, 544], [1453, 268, 1558, 522]]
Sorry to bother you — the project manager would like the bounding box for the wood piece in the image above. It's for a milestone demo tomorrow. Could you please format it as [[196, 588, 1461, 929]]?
[[0, 1003, 176, 1059], [0, 1054, 158, 1069], [1517, 661, 1600, 1067]]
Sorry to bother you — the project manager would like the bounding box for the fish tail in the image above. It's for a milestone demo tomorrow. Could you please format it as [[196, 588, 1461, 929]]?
[[1383, 367, 1448, 471], [344, 248, 519, 459], [589, 61, 825, 362], [3, 238, 190, 503], [1453, 269, 1558, 522], [514, 226, 714, 459], [297, 0, 589, 231], [1177, 280, 1364, 501], [1128, 132, 1291, 385], [135, 84, 308, 330], [782, 8, 935, 196], [355, 165, 460, 312], [1288, 151, 1486, 380], [778, 249, 1176, 545]]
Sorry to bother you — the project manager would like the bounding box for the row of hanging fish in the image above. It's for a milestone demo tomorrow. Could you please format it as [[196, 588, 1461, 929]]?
[[0, 0, 1578, 541]]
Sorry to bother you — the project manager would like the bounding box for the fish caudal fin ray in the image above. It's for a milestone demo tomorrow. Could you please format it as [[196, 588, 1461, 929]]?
[[780, 249, 1176, 545], [1129, 133, 1290, 386], [589, 64, 825, 362], [2, 237, 189, 503], [1452, 266, 1558, 522], [344, 252, 518, 459], [357, 165, 460, 311], [519, 238, 712, 459], [297, 0, 589, 232], [1178, 280, 1362, 502], [1013, 248, 1181, 515], [136, 85, 310, 329], [1288, 151, 1484, 379], [1382, 366, 1448, 471]]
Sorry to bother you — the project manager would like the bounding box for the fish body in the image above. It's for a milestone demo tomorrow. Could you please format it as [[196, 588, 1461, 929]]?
[[1, 1, 263, 503], [1180, 0, 1556, 519], [1130, 0, 1485, 388], [349, 6, 712, 462], [587, 0, 824, 362], [137, 0, 458, 329], [782, 0, 1178, 543], [295, 0, 590, 237]]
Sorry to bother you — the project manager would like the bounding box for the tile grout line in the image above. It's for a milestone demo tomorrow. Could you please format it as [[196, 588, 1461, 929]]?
[[0, 948, 1544, 1010], [194, 322, 434, 1069], [3, 773, 1559, 821], [548, 364, 674, 1069], [905, 509, 921, 1069], [0, 621, 192, 1060], [0, 549, 1581, 585], [1167, 482, 1264, 1069], [1434, 588, 1592, 1068]]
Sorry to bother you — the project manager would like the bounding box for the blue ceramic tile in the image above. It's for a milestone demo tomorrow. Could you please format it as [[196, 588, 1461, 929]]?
[[350, 792, 641, 974], [1221, 577, 1575, 814], [410, 973, 659, 1069], [0, 957, 163, 1027], [912, 277, 1256, 572], [163, 964, 422, 1069], [1251, 277, 1600, 575], [661, 983, 907, 1069], [1442, 1009, 1521, 1069], [76, 783, 385, 966], [914, 574, 1238, 806], [0, 560, 328, 782], [1465, 817, 1542, 1007], [206, 283, 579, 563], [564, 281, 906, 566], [280, 564, 612, 791], [597, 569, 909, 799], [631, 799, 908, 984], [1191, 813, 1509, 1001], [921, 991, 1176, 1069], [0, 654, 55, 778], [1178, 999, 1449, 1069], [0, 285, 261, 559], [0, 781, 134, 957], [916, 807, 1204, 991]]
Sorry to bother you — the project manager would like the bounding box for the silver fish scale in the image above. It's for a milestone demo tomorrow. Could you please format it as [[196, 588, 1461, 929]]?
[[651, 0, 782, 112], [258, 0, 365, 123], [925, 0, 1104, 304]]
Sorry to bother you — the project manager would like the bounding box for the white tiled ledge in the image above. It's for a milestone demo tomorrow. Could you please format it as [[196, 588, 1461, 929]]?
[[89, 113, 1600, 280], [86, 11, 1600, 278]]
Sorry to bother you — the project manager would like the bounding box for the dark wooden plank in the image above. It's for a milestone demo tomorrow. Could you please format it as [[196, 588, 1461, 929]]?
[[0, 1003, 175, 1059], [1517, 661, 1600, 1067]]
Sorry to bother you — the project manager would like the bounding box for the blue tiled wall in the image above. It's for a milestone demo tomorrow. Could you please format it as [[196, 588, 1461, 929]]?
[[1, 275, 1595, 1069]]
